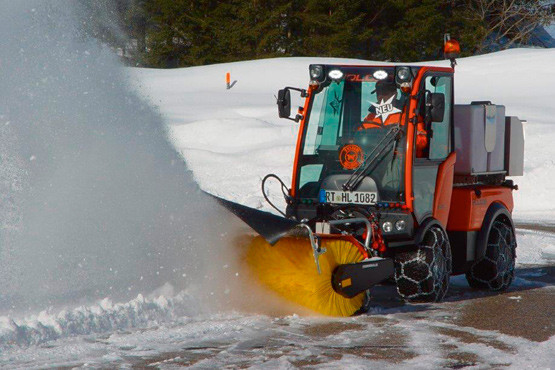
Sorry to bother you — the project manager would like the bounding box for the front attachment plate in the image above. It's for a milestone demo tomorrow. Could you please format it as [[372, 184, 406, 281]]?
[[332, 257, 394, 298]]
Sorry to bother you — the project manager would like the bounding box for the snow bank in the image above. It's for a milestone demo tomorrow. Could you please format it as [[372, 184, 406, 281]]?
[[132, 49, 555, 222], [0, 287, 198, 348], [132, 49, 555, 267]]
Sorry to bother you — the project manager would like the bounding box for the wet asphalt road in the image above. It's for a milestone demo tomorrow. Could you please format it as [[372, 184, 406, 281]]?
[[121, 226, 554, 369], [124, 263, 553, 369]]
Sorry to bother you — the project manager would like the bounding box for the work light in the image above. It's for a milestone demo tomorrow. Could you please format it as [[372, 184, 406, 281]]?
[[309, 65, 324, 81], [396, 67, 411, 83], [328, 69, 343, 80]]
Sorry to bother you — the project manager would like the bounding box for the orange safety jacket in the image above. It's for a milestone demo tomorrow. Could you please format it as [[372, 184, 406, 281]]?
[[359, 112, 428, 158]]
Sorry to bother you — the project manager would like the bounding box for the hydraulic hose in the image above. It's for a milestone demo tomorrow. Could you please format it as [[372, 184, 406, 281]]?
[[261, 174, 291, 218]]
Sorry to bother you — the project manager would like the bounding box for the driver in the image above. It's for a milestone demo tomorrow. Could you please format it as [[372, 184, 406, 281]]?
[[359, 80, 428, 158], [360, 80, 403, 129]]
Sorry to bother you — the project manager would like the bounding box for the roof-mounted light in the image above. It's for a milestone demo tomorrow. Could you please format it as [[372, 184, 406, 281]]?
[[373, 70, 388, 80], [395, 66, 413, 92], [328, 69, 343, 80], [444, 34, 460, 69], [444, 39, 461, 58], [396, 67, 411, 82], [309, 64, 325, 81]]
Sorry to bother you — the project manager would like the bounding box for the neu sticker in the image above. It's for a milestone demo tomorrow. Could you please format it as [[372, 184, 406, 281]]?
[[371, 95, 401, 123], [339, 144, 364, 170]]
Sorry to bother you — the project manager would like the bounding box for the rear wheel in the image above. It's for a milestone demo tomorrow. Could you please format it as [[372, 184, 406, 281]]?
[[466, 219, 516, 291], [394, 225, 452, 302]]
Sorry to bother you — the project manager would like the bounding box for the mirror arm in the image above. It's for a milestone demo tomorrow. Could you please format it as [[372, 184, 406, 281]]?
[[284, 86, 308, 98], [283, 114, 303, 123]]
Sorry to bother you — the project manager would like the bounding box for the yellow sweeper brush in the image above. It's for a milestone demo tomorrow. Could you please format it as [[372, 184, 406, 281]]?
[[246, 236, 366, 317]]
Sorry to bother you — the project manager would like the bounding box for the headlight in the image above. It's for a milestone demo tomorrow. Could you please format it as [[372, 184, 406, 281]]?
[[395, 220, 406, 231], [382, 221, 393, 233], [396, 67, 412, 83], [309, 65, 324, 81]]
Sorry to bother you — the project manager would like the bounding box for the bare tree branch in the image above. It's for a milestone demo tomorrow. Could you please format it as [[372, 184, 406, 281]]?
[[466, 0, 554, 51]]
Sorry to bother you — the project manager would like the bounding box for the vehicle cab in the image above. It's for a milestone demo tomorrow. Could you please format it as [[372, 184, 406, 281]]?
[[279, 64, 454, 252]]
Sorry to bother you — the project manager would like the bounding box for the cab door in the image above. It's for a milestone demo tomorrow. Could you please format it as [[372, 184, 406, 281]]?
[[412, 73, 454, 226]]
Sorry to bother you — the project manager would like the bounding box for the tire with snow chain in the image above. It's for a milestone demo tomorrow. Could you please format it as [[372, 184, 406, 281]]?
[[394, 225, 452, 302], [466, 220, 516, 291]]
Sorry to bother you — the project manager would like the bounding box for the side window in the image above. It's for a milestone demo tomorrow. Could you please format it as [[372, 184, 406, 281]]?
[[303, 92, 324, 155], [423, 75, 452, 160], [303, 81, 344, 155]]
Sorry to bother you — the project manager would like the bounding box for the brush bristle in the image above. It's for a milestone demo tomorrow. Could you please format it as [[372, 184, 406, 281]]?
[[246, 236, 365, 316]]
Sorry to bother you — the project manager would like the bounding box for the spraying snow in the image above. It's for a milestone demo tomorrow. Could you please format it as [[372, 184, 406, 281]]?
[[0, 1, 232, 317]]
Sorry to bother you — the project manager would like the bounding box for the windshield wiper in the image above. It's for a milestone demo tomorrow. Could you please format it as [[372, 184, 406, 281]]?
[[342, 125, 401, 192]]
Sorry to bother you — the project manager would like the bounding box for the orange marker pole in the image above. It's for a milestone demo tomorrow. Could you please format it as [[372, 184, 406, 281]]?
[[226, 72, 230, 87]]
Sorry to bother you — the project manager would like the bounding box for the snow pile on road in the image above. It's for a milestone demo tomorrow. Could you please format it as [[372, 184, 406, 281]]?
[[0, 285, 198, 348]]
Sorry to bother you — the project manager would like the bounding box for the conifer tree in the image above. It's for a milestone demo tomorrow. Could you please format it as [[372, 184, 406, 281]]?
[[92, 0, 552, 67]]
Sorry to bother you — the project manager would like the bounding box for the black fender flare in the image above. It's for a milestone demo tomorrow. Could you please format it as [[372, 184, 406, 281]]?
[[475, 202, 515, 260], [414, 217, 444, 245]]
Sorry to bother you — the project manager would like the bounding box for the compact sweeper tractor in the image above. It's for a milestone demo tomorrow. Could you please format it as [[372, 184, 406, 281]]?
[[218, 39, 525, 316]]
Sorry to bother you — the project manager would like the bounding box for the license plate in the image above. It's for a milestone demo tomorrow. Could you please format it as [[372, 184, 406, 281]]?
[[323, 190, 377, 205]]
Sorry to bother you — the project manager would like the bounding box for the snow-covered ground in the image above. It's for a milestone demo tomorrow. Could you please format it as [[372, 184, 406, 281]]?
[[2, 294, 554, 369]]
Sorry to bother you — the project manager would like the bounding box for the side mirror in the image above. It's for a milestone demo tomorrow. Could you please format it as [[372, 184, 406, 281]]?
[[277, 89, 291, 118], [277, 87, 307, 122], [427, 92, 445, 123]]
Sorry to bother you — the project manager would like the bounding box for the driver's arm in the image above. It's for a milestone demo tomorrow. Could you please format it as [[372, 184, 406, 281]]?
[[415, 118, 428, 158]]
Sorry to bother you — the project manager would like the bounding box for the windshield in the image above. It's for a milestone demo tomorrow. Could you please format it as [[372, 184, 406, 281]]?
[[296, 67, 407, 203]]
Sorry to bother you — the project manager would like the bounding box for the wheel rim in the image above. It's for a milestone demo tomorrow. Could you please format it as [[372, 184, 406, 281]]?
[[469, 220, 516, 289], [494, 222, 516, 286], [395, 226, 451, 301]]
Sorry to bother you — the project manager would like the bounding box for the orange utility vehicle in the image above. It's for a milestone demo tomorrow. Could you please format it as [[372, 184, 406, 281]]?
[[218, 39, 524, 308]]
